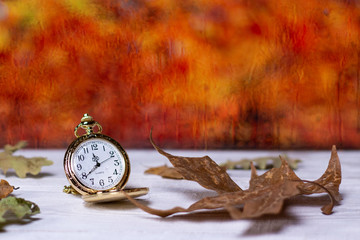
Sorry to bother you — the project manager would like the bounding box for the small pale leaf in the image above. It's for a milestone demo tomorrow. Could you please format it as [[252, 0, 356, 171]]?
[[0, 141, 53, 178]]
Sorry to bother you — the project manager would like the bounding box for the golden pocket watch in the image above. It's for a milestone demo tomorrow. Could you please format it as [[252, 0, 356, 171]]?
[[64, 113, 148, 203]]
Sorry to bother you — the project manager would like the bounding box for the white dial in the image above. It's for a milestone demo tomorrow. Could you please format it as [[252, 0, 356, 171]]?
[[72, 139, 126, 190]]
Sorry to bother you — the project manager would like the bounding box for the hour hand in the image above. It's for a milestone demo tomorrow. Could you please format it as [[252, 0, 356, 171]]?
[[86, 160, 100, 177]]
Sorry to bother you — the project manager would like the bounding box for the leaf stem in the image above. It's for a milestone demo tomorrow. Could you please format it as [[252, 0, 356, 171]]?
[[292, 179, 335, 215]]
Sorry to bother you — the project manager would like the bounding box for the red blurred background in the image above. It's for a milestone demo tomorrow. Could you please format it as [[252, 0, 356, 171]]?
[[0, 0, 359, 149]]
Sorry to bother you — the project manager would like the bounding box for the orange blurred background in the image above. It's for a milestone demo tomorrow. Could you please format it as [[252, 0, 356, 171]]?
[[0, 0, 359, 149]]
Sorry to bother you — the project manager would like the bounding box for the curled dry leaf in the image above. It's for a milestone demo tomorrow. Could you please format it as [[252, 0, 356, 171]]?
[[0, 141, 53, 178], [0, 179, 14, 199], [220, 156, 301, 170], [128, 134, 341, 219], [145, 165, 184, 179], [128, 157, 304, 218]]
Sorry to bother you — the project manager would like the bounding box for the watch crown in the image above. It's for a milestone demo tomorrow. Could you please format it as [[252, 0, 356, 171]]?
[[81, 113, 94, 124]]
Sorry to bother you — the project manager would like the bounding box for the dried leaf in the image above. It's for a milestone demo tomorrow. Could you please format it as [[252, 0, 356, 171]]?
[[0, 180, 14, 199], [150, 130, 242, 194], [0, 197, 40, 223], [130, 138, 341, 219], [145, 165, 184, 179], [220, 156, 301, 170], [129, 157, 303, 218], [0, 141, 53, 178]]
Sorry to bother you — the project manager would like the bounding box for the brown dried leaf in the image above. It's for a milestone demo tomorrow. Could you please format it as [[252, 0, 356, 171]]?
[[145, 165, 184, 179], [150, 130, 242, 194], [132, 137, 341, 219], [130, 156, 303, 218], [0, 179, 13, 199]]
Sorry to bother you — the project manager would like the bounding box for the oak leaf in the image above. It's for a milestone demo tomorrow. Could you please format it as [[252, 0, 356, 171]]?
[[0, 141, 53, 178], [127, 157, 304, 218], [127, 134, 341, 219], [0, 197, 40, 223]]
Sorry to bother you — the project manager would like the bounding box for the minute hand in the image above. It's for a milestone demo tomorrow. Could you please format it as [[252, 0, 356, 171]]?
[[99, 156, 114, 165]]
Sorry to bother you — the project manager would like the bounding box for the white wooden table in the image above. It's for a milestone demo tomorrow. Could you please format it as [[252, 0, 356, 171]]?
[[1, 149, 359, 240]]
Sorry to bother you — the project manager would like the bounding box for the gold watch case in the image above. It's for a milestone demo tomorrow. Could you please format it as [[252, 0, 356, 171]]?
[[64, 133, 130, 195]]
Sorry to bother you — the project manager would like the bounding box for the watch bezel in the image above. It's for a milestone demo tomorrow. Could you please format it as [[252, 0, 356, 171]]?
[[64, 134, 130, 195]]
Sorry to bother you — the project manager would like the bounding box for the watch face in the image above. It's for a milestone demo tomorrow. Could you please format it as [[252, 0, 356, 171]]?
[[71, 138, 126, 191]]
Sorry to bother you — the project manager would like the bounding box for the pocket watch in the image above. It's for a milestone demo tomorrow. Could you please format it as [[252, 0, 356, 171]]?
[[64, 113, 148, 203]]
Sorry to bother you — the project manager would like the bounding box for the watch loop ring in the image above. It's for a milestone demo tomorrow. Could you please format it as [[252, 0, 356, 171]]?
[[74, 114, 103, 138]]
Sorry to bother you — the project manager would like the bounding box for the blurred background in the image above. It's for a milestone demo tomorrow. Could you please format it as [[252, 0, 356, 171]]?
[[0, 0, 359, 149]]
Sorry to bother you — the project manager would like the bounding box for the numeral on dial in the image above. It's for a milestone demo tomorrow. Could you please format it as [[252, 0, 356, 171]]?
[[91, 144, 98, 151], [113, 169, 118, 175], [90, 178, 94, 185], [108, 176, 113, 183], [114, 160, 119, 166], [99, 179, 104, 186], [77, 164, 82, 171], [78, 155, 85, 161], [82, 172, 87, 179]]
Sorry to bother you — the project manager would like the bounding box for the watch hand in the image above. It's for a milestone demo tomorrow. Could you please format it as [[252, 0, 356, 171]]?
[[86, 160, 100, 177], [99, 156, 114, 165]]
